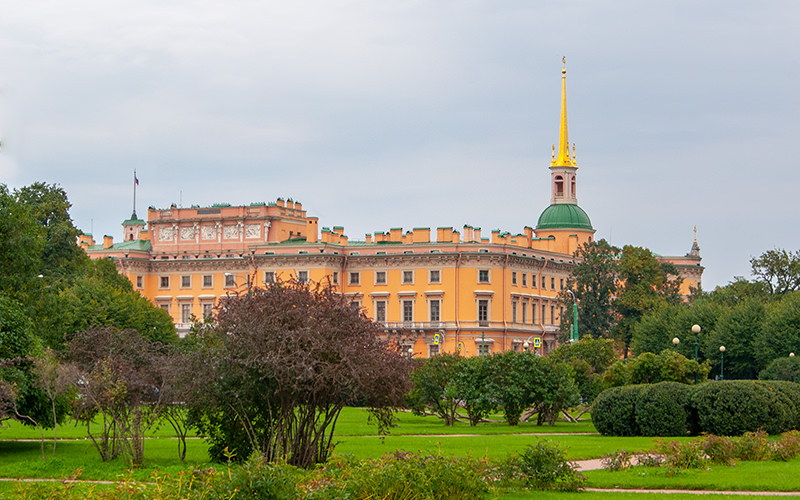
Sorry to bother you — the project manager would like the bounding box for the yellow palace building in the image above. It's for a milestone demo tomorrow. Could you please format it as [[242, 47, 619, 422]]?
[[81, 64, 703, 357]]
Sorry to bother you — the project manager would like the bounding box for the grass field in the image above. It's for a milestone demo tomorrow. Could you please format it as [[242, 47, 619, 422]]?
[[1, 408, 799, 497]]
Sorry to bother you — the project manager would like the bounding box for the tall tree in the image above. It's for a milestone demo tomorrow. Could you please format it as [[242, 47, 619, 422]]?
[[614, 245, 683, 356], [0, 185, 43, 300], [750, 248, 800, 295], [561, 239, 620, 339], [14, 182, 88, 280]]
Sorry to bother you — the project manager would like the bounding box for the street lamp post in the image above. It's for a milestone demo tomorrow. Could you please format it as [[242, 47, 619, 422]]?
[[672, 337, 680, 351], [719, 346, 726, 380], [691, 324, 701, 383]]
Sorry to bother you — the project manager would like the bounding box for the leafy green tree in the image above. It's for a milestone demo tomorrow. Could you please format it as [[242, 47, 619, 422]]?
[[750, 248, 800, 295], [407, 353, 463, 426], [703, 299, 764, 379], [14, 182, 88, 281], [549, 337, 616, 403], [753, 292, 800, 370], [0, 185, 43, 300], [450, 355, 494, 426], [602, 350, 710, 387], [759, 356, 800, 383], [614, 245, 683, 356], [631, 300, 724, 360], [486, 351, 547, 426], [536, 358, 580, 425], [561, 239, 620, 339], [0, 296, 65, 432], [49, 260, 177, 346]]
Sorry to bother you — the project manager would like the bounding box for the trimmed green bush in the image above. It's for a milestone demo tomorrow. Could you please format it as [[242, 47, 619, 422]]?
[[760, 380, 800, 431], [691, 380, 794, 436], [634, 381, 693, 436], [591, 385, 644, 436]]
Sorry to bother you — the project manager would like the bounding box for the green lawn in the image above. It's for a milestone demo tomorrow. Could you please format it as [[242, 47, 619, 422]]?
[[1, 408, 799, 497]]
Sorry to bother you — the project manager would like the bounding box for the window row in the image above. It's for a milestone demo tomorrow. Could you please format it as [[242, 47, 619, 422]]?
[[510, 271, 565, 291]]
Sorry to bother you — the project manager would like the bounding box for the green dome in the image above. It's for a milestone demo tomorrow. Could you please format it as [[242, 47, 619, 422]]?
[[536, 204, 593, 230]]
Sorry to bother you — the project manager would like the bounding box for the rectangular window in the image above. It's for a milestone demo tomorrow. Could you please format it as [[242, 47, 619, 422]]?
[[403, 270, 414, 284], [477, 343, 491, 356], [559, 278, 564, 290], [202, 303, 213, 320], [522, 273, 527, 287], [331, 271, 339, 285], [429, 270, 441, 283], [522, 301, 528, 324], [181, 303, 191, 323], [203, 275, 213, 288], [478, 269, 490, 283], [264, 271, 275, 284], [375, 271, 387, 284], [135, 276, 143, 289], [351, 299, 361, 310], [512, 300, 518, 323], [512, 272, 517, 285], [532, 301, 537, 324], [159, 303, 170, 314], [541, 276, 546, 288], [297, 271, 308, 283], [159, 276, 170, 289], [402, 300, 414, 322], [551, 277, 556, 290], [551, 305, 556, 324], [349, 272, 360, 285], [181, 275, 191, 288], [478, 299, 489, 325], [542, 303, 547, 324], [375, 301, 387, 323], [429, 299, 441, 322], [428, 344, 440, 357], [225, 274, 236, 287]]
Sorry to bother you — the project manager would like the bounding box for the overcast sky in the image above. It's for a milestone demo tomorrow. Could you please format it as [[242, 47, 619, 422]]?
[[2, 1, 798, 289]]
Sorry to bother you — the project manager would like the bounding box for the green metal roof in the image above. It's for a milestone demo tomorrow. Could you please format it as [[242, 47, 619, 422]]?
[[87, 240, 152, 252], [536, 204, 593, 230]]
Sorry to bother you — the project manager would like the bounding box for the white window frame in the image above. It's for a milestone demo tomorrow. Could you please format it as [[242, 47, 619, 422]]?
[[181, 275, 191, 289], [349, 271, 360, 285], [374, 299, 387, 323], [375, 270, 387, 285], [402, 270, 414, 284], [478, 269, 490, 284], [429, 269, 441, 284], [159, 276, 170, 289]]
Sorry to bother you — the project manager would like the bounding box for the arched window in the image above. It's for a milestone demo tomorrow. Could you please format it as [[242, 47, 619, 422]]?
[[571, 176, 576, 197], [554, 175, 564, 196]]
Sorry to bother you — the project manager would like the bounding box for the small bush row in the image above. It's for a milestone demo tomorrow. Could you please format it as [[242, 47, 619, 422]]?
[[11, 441, 585, 500], [603, 430, 800, 476], [593, 380, 800, 436]]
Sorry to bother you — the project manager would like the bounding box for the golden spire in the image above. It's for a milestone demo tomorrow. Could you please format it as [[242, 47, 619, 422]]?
[[551, 57, 576, 167]]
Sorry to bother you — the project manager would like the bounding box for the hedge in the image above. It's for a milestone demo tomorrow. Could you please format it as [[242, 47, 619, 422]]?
[[634, 381, 694, 436], [593, 380, 800, 436], [591, 384, 644, 436]]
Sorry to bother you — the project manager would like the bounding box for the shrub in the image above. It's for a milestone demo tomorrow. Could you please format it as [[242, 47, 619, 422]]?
[[654, 439, 707, 474], [510, 440, 585, 491], [773, 430, 800, 461], [601, 449, 632, 471], [691, 381, 793, 436], [760, 380, 800, 431], [759, 356, 800, 383], [700, 434, 736, 465], [591, 385, 644, 436], [733, 430, 774, 462], [634, 382, 693, 436]]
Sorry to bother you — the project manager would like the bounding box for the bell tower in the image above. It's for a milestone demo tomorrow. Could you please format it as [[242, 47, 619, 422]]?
[[550, 57, 578, 206]]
